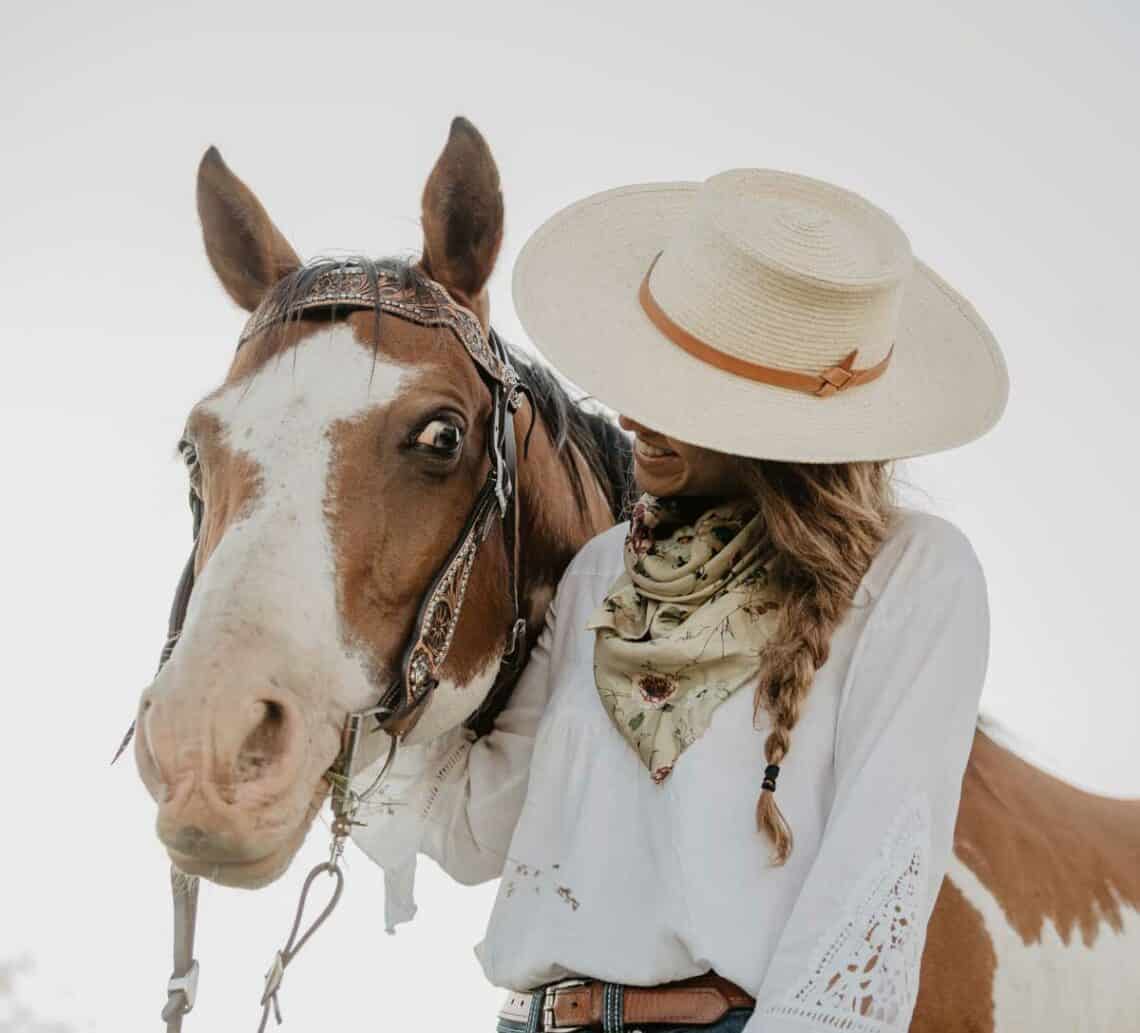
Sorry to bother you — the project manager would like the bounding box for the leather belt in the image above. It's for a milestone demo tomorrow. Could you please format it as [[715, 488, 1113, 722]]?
[[498, 972, 755, 1031]]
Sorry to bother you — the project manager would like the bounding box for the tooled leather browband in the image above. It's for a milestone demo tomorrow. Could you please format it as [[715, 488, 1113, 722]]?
[[638, 253, 893, 397], [238, 264, 518, 392]]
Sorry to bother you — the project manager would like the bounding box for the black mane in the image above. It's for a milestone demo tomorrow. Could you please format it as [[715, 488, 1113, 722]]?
[[508, 347, 633, 521], [261, 257, 633, 520]]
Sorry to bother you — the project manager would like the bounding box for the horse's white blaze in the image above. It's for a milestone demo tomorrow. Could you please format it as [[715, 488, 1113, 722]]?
[[946, 856, 1140, 1032], [160, 326, 409, 759]]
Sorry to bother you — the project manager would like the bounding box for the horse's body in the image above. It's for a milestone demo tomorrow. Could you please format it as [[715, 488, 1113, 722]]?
[[915, 730, 1140, 1032], [133, 118, 1139, 1031]]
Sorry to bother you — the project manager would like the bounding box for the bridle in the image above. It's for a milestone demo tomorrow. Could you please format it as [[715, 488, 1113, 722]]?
[[116, 264, 532, 1030], [237, 263, 532, 733]]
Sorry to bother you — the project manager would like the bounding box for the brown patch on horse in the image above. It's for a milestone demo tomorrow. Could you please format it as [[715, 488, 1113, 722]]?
[[324, 308, 616, 721], [418, 116, 504, 330], [197, 147, 301, 313], [324, 313, 511, 699], [953, 729, 1140, 948], [183, 409, 264, 574], [911, 878, 996, 1032]]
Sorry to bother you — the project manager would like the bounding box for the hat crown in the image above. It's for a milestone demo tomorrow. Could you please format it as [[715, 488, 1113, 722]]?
[[647, 170, 915, 377], [703, 169, 913, 288]]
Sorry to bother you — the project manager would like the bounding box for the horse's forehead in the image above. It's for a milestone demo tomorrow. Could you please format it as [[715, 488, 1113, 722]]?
[[199, 324, 410, 459]]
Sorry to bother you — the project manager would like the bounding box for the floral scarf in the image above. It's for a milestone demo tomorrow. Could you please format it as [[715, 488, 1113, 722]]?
[[587, 494, 784, 783]]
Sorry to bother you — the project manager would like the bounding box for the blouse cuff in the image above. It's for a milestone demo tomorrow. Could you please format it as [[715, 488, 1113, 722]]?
[[349, 726, 473, 932]]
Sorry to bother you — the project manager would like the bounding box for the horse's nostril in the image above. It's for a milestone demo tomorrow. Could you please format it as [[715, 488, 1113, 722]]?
[[235, 699, 291, 783]]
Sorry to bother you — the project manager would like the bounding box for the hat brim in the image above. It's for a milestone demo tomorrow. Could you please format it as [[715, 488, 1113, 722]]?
[[512, 182, 1009, 463]]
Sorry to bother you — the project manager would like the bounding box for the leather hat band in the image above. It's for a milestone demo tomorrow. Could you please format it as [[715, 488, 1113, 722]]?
[[638, 254, 894, 398]]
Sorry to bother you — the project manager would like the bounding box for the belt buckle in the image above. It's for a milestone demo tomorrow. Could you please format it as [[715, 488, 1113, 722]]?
[[542, 977, 589, 1032]]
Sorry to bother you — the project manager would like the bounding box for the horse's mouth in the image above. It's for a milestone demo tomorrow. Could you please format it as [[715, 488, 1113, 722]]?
[[162, 788, 322, 889], [167, 829, 305, 889]]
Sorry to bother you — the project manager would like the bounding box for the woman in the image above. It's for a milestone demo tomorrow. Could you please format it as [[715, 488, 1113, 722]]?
[[354, 169, 1008, 1033]]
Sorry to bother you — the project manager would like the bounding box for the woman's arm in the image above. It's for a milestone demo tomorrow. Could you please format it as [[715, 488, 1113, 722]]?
[[350, 590, 559, 930], [751, 519, 990, 1033]]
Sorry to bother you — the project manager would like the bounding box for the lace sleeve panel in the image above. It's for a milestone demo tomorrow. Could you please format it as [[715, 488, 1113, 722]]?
[[759, 794, 931, 1033]]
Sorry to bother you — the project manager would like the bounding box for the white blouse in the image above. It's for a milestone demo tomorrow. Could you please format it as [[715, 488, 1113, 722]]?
[[351, 507, 990, 1033]]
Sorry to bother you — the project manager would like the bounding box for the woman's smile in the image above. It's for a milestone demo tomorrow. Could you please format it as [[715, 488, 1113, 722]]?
[[634, 437, 678, 461], [630, 432, 686, 491], [621, 415, 745, 497]]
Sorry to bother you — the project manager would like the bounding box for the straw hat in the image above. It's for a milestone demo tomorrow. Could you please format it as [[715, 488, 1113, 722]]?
[[512, 170, 1009, 462]]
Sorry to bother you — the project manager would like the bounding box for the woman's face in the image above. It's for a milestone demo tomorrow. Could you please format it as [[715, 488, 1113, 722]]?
[[619, 416, 746, 498]]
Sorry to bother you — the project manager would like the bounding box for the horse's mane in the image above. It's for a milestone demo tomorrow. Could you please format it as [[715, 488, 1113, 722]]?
[[259, 256, 633, 521], [509, 348, 633, 521]]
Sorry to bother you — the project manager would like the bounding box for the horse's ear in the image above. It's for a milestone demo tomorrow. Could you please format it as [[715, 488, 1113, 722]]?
[[419, 117, 504, 327], [196, 147, 301, 312]]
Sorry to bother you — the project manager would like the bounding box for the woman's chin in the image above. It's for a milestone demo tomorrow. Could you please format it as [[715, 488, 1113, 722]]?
[[633, 454, 685, 495]]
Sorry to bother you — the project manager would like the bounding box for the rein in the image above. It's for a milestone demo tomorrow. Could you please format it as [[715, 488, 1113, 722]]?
[[118, 264, 530, 1030]]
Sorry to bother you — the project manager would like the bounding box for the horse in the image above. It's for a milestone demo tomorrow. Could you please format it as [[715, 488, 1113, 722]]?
[[131, 117, 1140, 1032], [913, 725, 1140, 1031]]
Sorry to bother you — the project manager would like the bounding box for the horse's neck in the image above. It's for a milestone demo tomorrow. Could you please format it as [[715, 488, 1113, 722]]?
[[516, 412, 619, 632]]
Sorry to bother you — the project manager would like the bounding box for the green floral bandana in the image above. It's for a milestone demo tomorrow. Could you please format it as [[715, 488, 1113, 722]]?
[[587, 494, 784, 784]]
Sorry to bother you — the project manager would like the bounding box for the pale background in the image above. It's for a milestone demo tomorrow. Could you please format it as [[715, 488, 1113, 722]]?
[[1, 1, 1137, 1029]]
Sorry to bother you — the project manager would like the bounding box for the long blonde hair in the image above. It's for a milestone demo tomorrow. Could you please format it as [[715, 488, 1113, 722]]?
[[738, 458, 897, 863]]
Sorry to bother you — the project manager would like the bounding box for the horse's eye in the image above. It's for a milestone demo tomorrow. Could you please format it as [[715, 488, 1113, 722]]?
[[414, 418, 464, 455], [179, 438, 203, 496]]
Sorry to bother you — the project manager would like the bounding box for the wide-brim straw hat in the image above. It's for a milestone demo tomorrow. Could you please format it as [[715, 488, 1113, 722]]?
[[512, 170, 1009, 463]]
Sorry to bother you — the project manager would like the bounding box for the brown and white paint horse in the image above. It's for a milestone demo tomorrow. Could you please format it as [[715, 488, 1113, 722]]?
[[133, 119, 1140, 1031]]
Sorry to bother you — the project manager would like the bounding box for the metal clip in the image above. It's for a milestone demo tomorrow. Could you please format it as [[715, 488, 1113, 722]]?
[[349, 732, 400, 810], [164, 959, 200, 1017], [260, 952, 285, 1012], [506, 618, 527, 661]]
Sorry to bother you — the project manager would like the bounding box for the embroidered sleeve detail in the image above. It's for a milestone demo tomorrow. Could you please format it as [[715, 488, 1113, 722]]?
[[761, 795, 931, 1033]]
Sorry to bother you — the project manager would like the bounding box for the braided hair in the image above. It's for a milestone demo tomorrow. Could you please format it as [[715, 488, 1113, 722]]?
[[738, 458, 897, 864]]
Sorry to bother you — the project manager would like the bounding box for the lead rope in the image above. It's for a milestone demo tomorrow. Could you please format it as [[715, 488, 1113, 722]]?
[[254, 713, 397, 1029], [162, 871, 200, 1032], [256, 863, 344, 1031], [156, 492, 205, 1032]]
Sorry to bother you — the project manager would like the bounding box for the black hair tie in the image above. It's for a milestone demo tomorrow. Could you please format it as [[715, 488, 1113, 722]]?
[[762, 764, 780, 793]]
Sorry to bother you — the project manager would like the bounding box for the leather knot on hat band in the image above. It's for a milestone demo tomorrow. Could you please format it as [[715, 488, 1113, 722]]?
[[638, 253, 894, 398]]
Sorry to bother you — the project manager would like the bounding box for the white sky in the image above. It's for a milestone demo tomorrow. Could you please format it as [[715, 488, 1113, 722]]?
[[1, 1, 1137, 1029]]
